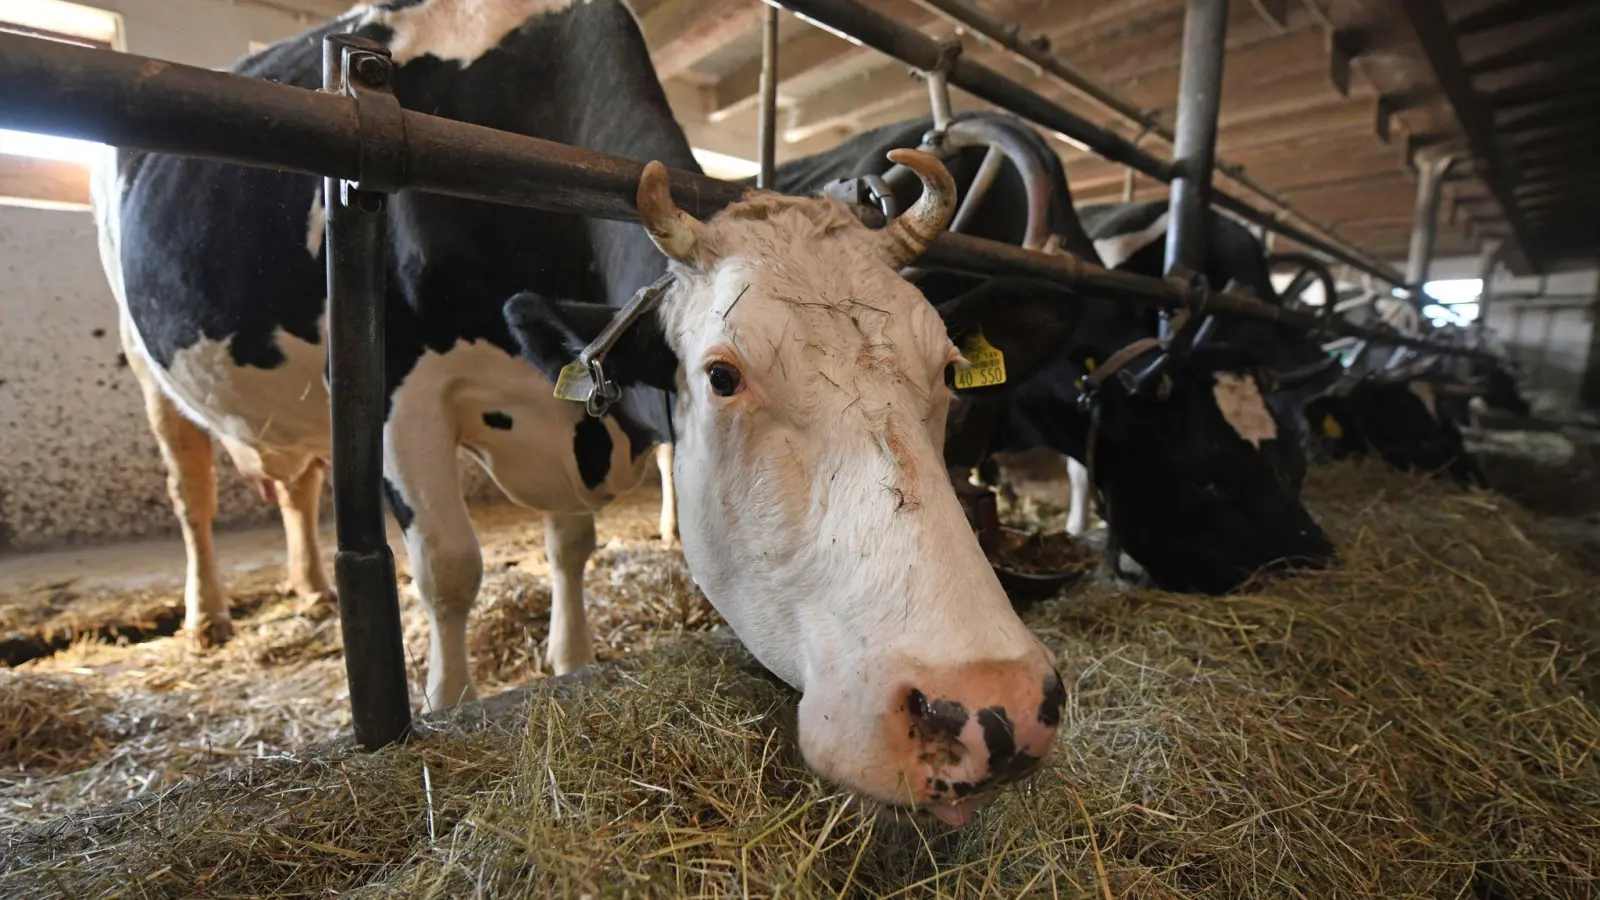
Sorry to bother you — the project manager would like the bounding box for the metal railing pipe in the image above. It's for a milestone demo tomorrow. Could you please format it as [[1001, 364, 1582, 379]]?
[[907, 0, 1386, 289], [757, 3, 780, 189], [1164, 0, 1230, 279], [776, 0, 1410, 287], [0, 32, 1482, 361]]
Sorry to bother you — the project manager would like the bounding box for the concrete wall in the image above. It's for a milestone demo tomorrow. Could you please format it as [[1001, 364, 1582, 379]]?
[[0, 0, 498, 551], [1427, 255, 1600, 411]]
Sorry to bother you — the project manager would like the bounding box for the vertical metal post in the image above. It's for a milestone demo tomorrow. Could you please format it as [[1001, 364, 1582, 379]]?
[[757, 3, 780, 189], [1475, 237, 1502, 336], [1162, 0, 1230, 338], [322, 34, 412, 751], [1405, 154, 1457, 289]]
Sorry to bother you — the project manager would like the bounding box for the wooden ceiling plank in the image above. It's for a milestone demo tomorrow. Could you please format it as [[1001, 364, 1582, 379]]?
[[1398, 0, 1538, 271], [644, 0, 767, 81]]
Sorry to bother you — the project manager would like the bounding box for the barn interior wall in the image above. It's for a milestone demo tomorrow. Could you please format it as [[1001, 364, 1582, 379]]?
[[1428, 255, 1600, 412], [0, 0, 500, 553]]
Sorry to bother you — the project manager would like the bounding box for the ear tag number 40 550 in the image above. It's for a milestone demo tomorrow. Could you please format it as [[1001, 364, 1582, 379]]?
[[954, 332, 1007, 390]]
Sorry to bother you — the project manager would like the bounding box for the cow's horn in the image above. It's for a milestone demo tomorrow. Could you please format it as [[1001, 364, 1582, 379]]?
[[879, 149, 957, 268], [637, 160, 705, 265]]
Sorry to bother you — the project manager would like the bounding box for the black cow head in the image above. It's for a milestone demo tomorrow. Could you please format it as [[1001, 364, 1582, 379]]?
[[1306, 379, 1486, 487], [956, 279, 1336, 595]]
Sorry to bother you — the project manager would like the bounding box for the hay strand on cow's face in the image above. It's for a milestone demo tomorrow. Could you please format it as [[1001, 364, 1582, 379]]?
[[2, 462, 1598, 898]]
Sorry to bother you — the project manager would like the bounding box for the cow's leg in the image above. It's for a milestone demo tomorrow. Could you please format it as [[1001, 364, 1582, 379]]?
[[545, 510, 597, 674], [1065, 456, 1090, 537], [274, 458, 334, 609], [655, 442, 678, 543], [126, 347, 231, 648], [387, 423, 482, 711]]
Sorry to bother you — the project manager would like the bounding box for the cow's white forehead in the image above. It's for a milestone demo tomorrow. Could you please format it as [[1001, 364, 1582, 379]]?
[[662, 221, 953, 418], [360, 0, 584, 66]]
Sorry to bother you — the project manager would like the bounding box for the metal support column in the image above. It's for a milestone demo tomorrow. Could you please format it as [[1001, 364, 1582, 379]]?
[[757, 3, 780, 189], [1475, 237, 1503, 335], [1405, 155, 1459, 289], [322, 34, 412, 751], [1163, 0, 1230, 334]]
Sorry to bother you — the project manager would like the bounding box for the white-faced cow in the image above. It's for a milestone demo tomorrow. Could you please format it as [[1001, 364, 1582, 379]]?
[[93, 0, 1070, 824], [768, 114, 1336, 594]]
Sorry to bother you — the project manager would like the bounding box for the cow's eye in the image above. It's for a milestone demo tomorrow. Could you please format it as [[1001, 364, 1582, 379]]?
[[707, 361, 743, 397]]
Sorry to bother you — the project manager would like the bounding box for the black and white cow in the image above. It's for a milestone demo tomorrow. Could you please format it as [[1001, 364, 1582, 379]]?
[[1076, 199, 1348, 497], [93, 0, 1076, 825], [768, 115, 1336, 595], [1305, 298, 1492, 485]]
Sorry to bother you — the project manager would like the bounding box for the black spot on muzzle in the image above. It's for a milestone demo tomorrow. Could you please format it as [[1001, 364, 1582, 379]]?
[[1039, 670, 1066, 728], [908, 689, 969, 742], [977, 707, 1041, 785]]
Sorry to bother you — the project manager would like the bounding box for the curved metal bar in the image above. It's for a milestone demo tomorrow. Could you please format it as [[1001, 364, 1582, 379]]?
[[1265, 251, 1338, 327], [948, 142, 1005, 235], [882, 116, 1054, 251], [941, 118, 1052, 250]]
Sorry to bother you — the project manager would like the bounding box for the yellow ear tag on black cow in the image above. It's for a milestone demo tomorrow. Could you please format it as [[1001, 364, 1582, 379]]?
[[1321, 413, 1343, 438], [1084, 357, 1097, 373], [954, 332, 1007, 390], [552, 361, 596, 403]]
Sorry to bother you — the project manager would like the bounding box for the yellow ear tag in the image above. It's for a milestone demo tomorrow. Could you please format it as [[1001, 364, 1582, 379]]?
[[954, 332, 1007, 390], [1321, 413, 1343, 438], [552, 361, 596, 402], [1084, 357, 1097, 373]]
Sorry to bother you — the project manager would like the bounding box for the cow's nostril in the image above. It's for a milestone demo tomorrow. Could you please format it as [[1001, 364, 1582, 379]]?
[[907, 687, 929, 720]]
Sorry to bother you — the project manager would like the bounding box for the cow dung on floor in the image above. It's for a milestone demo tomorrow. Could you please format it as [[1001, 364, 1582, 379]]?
[[1, 462, 1597, 898]]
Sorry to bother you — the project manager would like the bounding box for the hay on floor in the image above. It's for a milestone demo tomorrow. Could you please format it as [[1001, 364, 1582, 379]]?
[[1, 462, 1598, 898]]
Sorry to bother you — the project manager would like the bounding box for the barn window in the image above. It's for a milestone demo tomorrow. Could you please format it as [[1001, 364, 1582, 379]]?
[[690, 147, 761, 181], [1422, 278, 1482, 326], [0, 0, 125, 210]]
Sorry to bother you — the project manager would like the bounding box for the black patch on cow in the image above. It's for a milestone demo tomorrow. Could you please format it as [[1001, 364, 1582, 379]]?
[[482, 411, 514, 431], [1039, 671, 1066, 728], [383, 478, 415, 532], [974, 706, 1043, 788], [573, 417, 612, 490], [115, 0, 691, 465], [908, 689, 969, 743]]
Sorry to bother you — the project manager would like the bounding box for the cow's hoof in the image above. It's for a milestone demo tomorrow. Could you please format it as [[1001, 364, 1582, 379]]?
[[546, 647, 596, 676], [188, 616, 235, 650]]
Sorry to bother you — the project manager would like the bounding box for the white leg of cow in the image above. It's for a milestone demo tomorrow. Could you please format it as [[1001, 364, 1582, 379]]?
[[544, 511, 597, 675], [388, 426, 482, 712], [128, 348, 231, 648], [1065, 456, 1090, 537], [275, 458, 334, 610], [656, 442, 678, 544]]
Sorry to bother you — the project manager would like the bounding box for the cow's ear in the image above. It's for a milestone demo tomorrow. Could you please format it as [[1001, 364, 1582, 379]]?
[[502, 292, 679, 392], [935, 278, 1084, 387]]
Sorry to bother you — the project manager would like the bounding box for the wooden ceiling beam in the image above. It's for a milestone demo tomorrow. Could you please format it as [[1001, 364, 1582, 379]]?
[[1451, 0, 1591, 36], [643, 0, 765, 81], [0, 156, 89, 208], [1465, 24, 1600, 77], [704, 2, 939, 122], [706, 25, 852, 122], [1398, 0, 1537, 271]]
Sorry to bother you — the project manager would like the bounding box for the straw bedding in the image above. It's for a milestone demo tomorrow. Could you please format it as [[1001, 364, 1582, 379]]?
[[1, 462, 1597, 898]]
